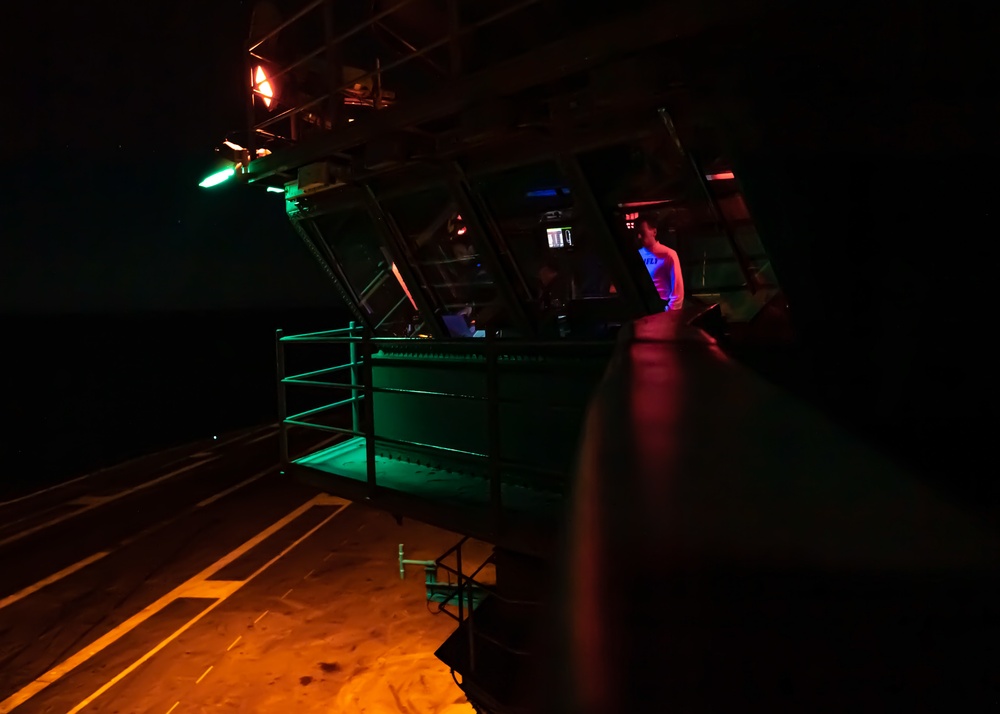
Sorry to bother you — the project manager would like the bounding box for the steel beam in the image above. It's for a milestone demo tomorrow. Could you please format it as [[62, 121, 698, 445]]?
[[447, 173, 534, 337], [558, 154, 662, 318], [322, 0, 344, 130], [246, 0, 777, 183], [658, 107, 760, 294], [286, 209, 372, 328], [360, 185, 446, 338], [452, 169, 533, 302]]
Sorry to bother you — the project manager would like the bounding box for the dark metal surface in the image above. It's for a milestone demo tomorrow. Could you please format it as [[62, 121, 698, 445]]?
[[549, 309, 1000, 712], [286, 208, 371, 327], [275, 329, 290, 466], [361, 329, 378, 498], [245, 0, 774, 182], [558, 154, 655, 319], [360, 185, 445, 338], [447, 175, 533, 335], [658, 107, 760, 293]]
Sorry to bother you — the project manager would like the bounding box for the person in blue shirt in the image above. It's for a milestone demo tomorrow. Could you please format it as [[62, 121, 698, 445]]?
[[637, 217, 684, 310]]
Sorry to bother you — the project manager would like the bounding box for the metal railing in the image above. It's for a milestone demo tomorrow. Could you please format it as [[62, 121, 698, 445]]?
[[245, 0, 544, 154], [276, 321, 370, 483], [428, 537, 539, 677], [276, 323, 611, 530]]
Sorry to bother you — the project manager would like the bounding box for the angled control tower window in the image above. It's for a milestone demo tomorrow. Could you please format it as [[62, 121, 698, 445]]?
[[378, 186, 508, 337], [578, 129, 784, 323], [308, 209, 420, 336], [473, 161, 624, 338]]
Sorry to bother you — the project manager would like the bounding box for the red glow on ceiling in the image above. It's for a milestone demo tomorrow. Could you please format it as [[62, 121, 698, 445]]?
[[619, 199, 673, 209]]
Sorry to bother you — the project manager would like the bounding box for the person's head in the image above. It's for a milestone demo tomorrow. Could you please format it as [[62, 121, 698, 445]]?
[[638, 217, 658, 249], [539, 256, 560, 286]]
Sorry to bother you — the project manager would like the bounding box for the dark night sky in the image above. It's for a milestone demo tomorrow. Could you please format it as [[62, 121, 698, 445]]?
[[1, 0, 339, 314]]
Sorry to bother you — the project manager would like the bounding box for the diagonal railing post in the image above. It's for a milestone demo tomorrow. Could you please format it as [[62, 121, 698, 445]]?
[[362, 328, 377, 499], [486, 329, 502, 535], [348, 321, 361, 434], [275, 329, 289, 468]]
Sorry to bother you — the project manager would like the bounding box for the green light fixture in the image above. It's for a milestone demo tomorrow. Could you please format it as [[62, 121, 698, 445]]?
[[198, 167, 236, 188]]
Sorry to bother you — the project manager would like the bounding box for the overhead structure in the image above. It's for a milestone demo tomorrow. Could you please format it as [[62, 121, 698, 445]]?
[[218, 1, 999, 711]]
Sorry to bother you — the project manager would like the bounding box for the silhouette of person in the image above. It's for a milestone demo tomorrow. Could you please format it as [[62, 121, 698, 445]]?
[[637, 217, 683, 310]]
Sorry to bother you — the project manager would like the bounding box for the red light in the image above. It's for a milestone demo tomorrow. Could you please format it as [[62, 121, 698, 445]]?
[[705, 171, 735, 181], [620, 200, 672, 209], [253, 65, 275, 109]]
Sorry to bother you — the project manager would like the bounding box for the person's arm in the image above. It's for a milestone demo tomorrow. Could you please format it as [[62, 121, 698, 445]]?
[[653, 245, 684, 310], [666, 249, 684, 310]]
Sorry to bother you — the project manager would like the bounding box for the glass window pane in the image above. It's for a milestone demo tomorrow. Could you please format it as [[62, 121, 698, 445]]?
[[310, 210, 418, 335], [380, 186, 509, 337], [473, 161, 625, 337], [578, 131, 785, 319]]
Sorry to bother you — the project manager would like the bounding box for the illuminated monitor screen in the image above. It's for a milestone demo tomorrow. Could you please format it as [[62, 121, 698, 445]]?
[[546, 226, 573, 248]]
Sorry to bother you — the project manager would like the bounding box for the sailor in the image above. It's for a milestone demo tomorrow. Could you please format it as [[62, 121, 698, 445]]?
[[637, 216, 684, 310]]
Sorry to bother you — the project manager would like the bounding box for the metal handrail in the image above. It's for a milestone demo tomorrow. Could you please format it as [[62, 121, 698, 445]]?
[[256, 94, 330, 132], [280, 325, 360, 340], [280, 334, 614, 349], [318, 0, 543, 102], [248, 0, 324, 53], [277, 323, 589, 517], [286, 395, 360, 422], [431, 541, 539, 664], [286, 380, 590, 411], [281, 378, 363, 390], [284, 419, 363, 437], [249, 0, 543, 139], [283, 360, 358, 381], [279, 411, 569, 480]]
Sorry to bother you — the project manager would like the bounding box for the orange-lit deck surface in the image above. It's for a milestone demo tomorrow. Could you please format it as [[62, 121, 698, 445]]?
[[0, 427, 485, 713]]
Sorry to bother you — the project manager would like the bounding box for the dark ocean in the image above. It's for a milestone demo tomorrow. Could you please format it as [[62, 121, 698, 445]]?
[[1, 308, 351, 500]]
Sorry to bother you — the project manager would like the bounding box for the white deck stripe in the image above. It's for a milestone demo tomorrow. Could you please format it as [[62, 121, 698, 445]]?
[[0, 436, 340, 610], [0, 551, 111, 611], [0, 459, 214, 548], [0, 424, 275, 510], [195, 467, 274, 508], [0, 493, 348, 714], [65, 498, 347, 714]]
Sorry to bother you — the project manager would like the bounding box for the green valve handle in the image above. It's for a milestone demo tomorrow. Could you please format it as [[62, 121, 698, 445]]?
[[398, 544, 435, 579]]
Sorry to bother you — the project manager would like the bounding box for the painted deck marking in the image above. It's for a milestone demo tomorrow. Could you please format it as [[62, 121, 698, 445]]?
[[0, 460, 214, 548], [0, 551, 110, 611], [0, 494, 349, 714], [1, 442, 339, 612], [195, 666, 213, 684], [196, 467, 274, 508], [0, 424, 275, 509]]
